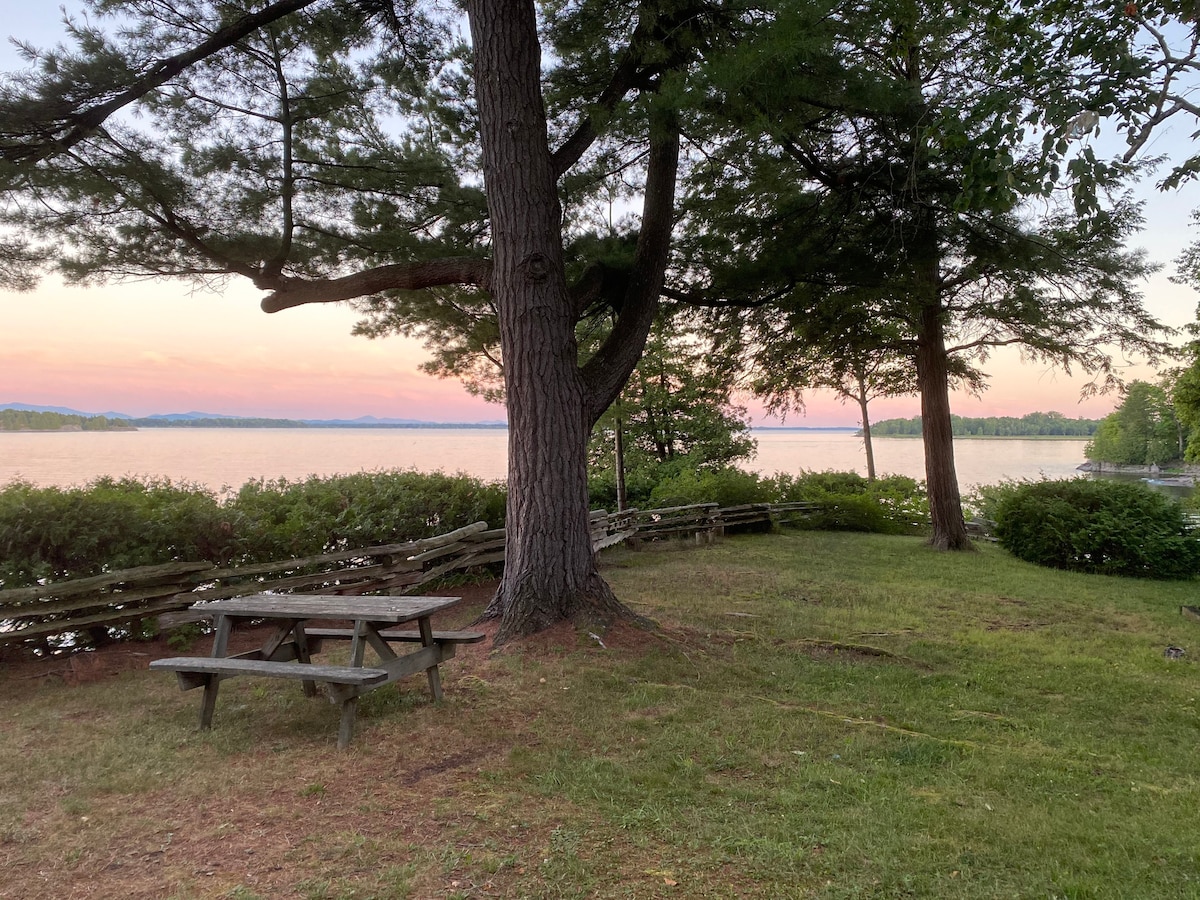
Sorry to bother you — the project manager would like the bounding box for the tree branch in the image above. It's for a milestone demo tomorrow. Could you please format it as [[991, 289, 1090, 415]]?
[[2, 0, 319, 164], [662, 281, 798, 309], [550, 1, 715, 179], [945, 335, 1026, 356], [581, 118, 680, 424], [550, 59, 643, 178], [260, 257, 493, 312]]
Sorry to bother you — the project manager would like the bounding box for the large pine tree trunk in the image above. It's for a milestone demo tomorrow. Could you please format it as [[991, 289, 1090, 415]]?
[[916, 304, 973, 551], [467, 0, 634, 642]]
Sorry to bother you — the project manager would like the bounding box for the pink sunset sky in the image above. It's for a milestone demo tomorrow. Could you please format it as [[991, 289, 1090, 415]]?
[[4, 7, 1200, 426]]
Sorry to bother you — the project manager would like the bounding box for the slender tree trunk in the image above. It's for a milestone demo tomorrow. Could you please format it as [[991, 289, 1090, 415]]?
[[468, 0, 635, 642], [899, 38, 971, 552], [854, 378, 876, 482], [615, 416, 628, 512], [916, 304, 973, 551]]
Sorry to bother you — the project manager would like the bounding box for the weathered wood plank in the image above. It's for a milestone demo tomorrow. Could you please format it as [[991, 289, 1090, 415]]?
[[3, 581, 200, 619], [227, 639, 315, 665], [303, 628, 486, 644], [469, 528, 507, 542], [183, 565, 394, 600], [406, 541, 471, 564], [636, 512, 720, 528], [149, 657, 389, 685], [458, 537, 506, 554], [0, 561, 215, 605], [630, 503, 718, 517], [193, 594, 460, 621], [159, 643, 321, 691], [0, 594, 207, 643], [170, 522, 492, 602], [197, 522, 492, 581], [593, 529, 638, 551], [376, 644, 446, 681]]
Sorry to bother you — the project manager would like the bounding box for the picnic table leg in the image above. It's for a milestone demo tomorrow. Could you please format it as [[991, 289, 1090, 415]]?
[[337, 695, 359, 750], [331, 622, 371, 748], [199, 614, 233, 729], [349, 620, 367, 667], [293, 624, 318, 698], [418, 616, 444, 701]]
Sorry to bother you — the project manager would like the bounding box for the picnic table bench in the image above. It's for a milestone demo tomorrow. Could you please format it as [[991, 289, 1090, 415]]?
[[150, 594, 481, 748]]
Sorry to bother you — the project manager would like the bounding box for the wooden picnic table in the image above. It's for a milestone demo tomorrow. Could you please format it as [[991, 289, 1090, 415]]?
[[150, 594, 483, 748]]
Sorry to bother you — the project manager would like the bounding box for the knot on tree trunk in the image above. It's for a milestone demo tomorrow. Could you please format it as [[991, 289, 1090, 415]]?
[[518, 252, 551, 283]]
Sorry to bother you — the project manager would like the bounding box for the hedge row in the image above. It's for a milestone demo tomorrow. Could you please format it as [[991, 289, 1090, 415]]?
[[0, 468, 933, 589], [7, 470, 1195, 590], [0, 472, 506, 589]]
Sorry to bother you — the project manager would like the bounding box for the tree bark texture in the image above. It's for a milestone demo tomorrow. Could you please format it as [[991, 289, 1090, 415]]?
[[467, 0, 635, 641], [916, 303, 973, 551]]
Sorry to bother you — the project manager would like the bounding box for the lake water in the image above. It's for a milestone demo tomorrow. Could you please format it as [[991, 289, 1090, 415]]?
[[0, 427, 1090, 495]]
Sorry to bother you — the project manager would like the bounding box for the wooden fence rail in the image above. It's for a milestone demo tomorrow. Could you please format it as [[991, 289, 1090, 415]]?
[[0, 502, 820, 651]]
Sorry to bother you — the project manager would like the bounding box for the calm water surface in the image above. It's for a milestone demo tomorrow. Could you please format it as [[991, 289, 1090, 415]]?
[[0, 427, 1089, 493]]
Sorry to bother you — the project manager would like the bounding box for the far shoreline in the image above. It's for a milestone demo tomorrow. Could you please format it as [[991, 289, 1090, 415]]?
[[864, 433, 1092, 441], [0, 427, 138, 434]]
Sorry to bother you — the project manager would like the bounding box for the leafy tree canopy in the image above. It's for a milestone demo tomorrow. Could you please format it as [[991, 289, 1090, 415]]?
[[668, 0, 1171, 548], [1086, 379, 1181, 465], [588, 311, 755, 508]]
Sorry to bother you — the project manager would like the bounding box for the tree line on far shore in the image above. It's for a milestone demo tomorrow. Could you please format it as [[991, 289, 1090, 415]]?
[[870, 412, 1100, 438], [0, 410, 134, 432], [0, 411, 309, 431]]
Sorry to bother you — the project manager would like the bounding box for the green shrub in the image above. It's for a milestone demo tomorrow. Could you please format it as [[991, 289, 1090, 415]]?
[[798, 494, 904, 533], [0, 476, 239, 587], [229, 470, 507, 560], [646, 466, 770, 509], [634, 467, 929, 535], [587, 465, 665, 511], [0, 471, 507, 588], [991, 478, 1200, 579], [766, 470, 872, 499], [762, 471, 929, 534]]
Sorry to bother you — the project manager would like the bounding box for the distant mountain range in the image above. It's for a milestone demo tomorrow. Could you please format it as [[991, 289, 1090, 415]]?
[[2, 402, 864, 431], [0, 402, 507, 428]]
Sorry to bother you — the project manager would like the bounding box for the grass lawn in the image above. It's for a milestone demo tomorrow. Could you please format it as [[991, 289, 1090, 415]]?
[[2, 530, 1199, 898]]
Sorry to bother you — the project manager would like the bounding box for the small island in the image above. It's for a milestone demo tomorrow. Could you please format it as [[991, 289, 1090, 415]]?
[[869, 411, 1100, 438]]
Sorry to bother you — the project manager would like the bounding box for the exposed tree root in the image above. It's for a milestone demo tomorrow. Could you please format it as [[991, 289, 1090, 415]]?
[[928, 530, 978, 552], [477, 570, 649, 645]]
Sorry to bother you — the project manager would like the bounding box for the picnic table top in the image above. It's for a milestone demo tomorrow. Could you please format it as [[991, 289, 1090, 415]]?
[[190, 594, 461, 623]]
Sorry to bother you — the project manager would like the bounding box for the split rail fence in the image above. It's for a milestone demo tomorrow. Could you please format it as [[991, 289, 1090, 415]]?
[[0, 501, 820, 652]]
